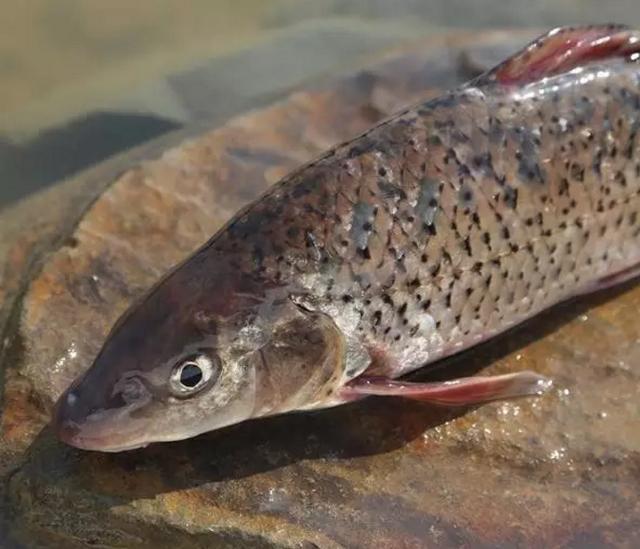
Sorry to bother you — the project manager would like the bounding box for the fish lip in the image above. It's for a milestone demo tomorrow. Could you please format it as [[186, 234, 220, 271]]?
[[55, 416, 149, 452], [52, 390, 149, 453]]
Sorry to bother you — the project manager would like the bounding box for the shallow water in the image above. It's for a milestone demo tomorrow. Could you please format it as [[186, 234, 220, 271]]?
[[0, 1, 638, 206]]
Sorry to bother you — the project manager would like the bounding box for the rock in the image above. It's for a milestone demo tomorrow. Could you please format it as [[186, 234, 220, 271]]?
[[2, 29, 639, 548]]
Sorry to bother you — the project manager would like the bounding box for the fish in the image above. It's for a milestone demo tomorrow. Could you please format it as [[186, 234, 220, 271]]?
[[53, 25, 640, 452]]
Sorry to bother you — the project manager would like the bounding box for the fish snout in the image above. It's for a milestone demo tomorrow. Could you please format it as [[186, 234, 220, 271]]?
[[52, 382, 149, 452], [52, 387, 86, 448]]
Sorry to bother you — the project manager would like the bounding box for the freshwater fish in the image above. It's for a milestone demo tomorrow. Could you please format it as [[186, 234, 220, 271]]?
[[54, 25, 640, 451]]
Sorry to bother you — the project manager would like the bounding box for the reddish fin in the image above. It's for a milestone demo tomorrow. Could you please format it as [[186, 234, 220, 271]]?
[[344, 371, 552, 407], [480, 25, 640, 86]]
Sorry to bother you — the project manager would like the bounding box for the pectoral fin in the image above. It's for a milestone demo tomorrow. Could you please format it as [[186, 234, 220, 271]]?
[[344, 371, 552, 406]]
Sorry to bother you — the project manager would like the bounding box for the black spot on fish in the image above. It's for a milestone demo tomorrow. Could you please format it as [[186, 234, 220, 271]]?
[[570, 163, 585, 182], [519, 161, 545, 184], [458, 163, 472, 179], [559, 178, 570, 196], [472, 152, 494, 172], [462, 236, 472, 256], [459, 184, 474, 207], [423, 222, 437, 235], [513, 127, 545, 184], [445, 148, 459, 165], [615, 171, 627, 187], [503, 186, 518, 209], [348, 135, 378, 158], [358, 247, 371, 260]]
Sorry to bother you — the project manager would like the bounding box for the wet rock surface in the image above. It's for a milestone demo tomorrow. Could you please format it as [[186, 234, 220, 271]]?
[[1, 30, 639, 548]]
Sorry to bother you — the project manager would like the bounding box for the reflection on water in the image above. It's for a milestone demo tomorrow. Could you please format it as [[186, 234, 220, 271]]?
[[0, 0, 638, 207]]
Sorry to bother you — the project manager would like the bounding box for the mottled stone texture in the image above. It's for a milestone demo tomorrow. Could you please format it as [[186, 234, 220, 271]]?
[[1, 30, 639, 548]]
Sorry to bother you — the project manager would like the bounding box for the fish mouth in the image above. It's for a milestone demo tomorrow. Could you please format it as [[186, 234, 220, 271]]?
[[54, 417, 149, 452], [52, 391, 150, 452]]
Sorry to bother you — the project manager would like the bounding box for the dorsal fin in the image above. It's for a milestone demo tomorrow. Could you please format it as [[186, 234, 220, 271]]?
[[478, 24, 640, 86]]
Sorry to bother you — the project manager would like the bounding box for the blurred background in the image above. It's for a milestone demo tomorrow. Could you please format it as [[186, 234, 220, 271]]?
[[1, 0, 638, 208]]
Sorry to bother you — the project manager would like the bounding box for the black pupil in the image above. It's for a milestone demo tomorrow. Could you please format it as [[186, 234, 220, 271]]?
[[180, 363, 203, 388]]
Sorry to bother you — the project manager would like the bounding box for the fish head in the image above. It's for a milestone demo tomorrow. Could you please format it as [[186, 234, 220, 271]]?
[[53, 250, 346, 452]]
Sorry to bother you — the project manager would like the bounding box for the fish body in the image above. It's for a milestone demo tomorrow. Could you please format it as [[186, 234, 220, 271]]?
[[54, 25, 640, 451]]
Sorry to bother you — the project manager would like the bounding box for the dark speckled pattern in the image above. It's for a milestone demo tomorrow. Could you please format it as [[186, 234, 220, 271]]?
[[208, 30, 640, 380]]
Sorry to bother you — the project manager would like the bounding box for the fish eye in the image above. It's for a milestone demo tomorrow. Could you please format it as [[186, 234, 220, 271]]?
[[169, 352, 220, 397], [180, 363, 202, 387]]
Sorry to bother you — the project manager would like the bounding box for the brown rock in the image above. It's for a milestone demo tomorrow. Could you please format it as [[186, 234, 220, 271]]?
[[2, 30, 639, 548]]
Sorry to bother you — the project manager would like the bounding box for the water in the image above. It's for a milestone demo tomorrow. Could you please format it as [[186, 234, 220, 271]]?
[[1, 0, 638, 207]]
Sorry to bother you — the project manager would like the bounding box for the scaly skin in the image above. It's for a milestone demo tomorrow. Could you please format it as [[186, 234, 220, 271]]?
[[53, 26, 640, 451], [213, 58, 640, 382]]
